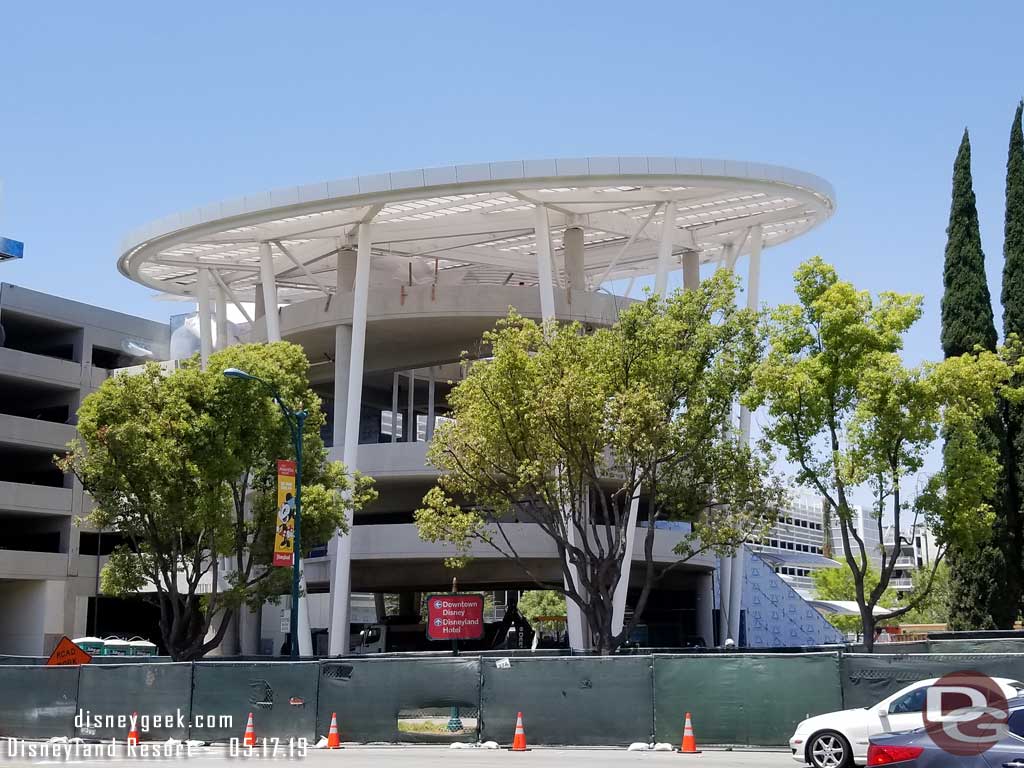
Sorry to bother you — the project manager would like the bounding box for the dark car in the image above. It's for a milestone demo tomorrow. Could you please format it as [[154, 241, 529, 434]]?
[[866, 697, 1024, 768]]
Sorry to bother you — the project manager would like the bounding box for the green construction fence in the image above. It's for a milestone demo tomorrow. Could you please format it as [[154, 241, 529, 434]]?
[[0, 665, 80, 739], [840, 652, 1024, 708], [190, 661, 320, 743], [1, 651, 1024, 745], [317, 656, 481, 744], [654, 653, 843, 746], [480, 655, 653, 745]]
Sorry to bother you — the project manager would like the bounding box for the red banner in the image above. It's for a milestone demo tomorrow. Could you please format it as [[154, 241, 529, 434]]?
[[426, 594, 484, 641], [273, 460, 297, 567]]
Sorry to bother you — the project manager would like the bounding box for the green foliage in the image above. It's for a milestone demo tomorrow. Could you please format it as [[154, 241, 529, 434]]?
[[940, 126, 1019, 630], [1003, 102, 1024, 339], [747, 257, 1009, 649], [898, 561, 952, 625], [417, 270, 784, 653], [58, 342, 375, 659], [1002, 102, 1024, 629], [941, 129, 997, 358], [813, 564, 898, 634], [518, 590, 567, 633]]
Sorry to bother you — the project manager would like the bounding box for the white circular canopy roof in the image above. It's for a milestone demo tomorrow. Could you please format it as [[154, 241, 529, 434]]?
[[120, 156, 835, 303]]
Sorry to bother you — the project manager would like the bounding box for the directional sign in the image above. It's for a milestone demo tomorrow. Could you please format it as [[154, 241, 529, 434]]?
[[426, 594, 484, 641], [46, 636, 92, 666]]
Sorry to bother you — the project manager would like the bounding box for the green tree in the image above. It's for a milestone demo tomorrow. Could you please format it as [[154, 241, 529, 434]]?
[[941, 129, 1018, 629], [518, 590, 567, 633], [416, 270, 784, 654], [1003, 101, 1024, 623], [812, 564, 898, 634], [942, 130, 998, 358], [747, 257, 1008, 651], [1003, 103, 1024, 340], [58, 342, 376, 660], [898, 561, 952, 625]]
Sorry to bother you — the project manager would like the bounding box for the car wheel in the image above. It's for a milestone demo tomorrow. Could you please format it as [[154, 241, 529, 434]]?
[[807, 731, 852, 768]]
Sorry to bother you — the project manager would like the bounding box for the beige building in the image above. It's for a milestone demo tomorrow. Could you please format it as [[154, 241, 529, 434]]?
[[0, 283, 167, 655]]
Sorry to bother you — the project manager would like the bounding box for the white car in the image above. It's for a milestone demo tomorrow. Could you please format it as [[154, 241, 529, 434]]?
[[789, 676, 1024, 768]]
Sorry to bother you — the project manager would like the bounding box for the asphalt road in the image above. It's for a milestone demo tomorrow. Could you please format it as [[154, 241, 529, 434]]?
[[0, 743, 796, 767]]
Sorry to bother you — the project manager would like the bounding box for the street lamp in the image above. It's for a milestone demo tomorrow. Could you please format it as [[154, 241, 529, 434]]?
[[223, 367, 307, 658]]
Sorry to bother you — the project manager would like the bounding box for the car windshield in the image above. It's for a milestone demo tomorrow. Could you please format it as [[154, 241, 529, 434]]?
[[858, 681, 1024, 712], [865, 682, 931, 710]]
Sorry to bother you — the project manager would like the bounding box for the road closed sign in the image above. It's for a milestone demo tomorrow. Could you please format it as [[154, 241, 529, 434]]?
[[426, 594, 484, 641]]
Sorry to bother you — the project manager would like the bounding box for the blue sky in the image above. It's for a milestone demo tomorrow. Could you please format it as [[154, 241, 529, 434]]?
[[1, 2, 1022, 360]]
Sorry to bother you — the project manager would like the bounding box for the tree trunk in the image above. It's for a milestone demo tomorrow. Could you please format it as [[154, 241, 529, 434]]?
[[861, 610, 877, 653], [159, 593, 232, 661]]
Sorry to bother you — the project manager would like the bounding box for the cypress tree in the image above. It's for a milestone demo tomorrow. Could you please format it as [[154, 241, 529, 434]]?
[[1003, 103, 1024, 336], [1002, 102, 1024, 622], [941, 130, 997, 357], [941, 129, 1015, 629]]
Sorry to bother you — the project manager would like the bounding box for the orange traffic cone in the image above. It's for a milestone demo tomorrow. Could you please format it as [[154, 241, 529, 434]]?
[[243, 712, 256, 747], [511, 711, 529, 752], [678, 712, 701, 754], [127, 711, 140, 746], [327, 712, 341, 749]]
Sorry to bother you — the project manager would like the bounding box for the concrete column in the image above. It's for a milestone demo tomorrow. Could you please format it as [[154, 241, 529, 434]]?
[[696, 572, 715, 648], [255, 288, 266, 320], [738, 225, 763, 440], [536, 206, 587, 650], [563, 226, 586, 293], [683, 251, 700, 292], [718, 554, 732, 645], [563, 489, 592, 652], [337, 246, 357, 292], [391, 373, 400, 443], [728, 547, 745, 645], [374, 593, 387, 622], [197, 267, 213, 369], [407, 371, 415, 442], [215, 283, 228, 350], [724, 226, 761, 647], [259, 242, 281, 342], [328, 220, 373, 655], [333, 326, 352, 450], [534, 206, 556, 321], [653, 200, 677, 297], [426, 369, 436, 441], [611, 493, 640, 637], [239, 603, 262, 655], [614, 245, 701, 640], [719, 242, 735, 272], [298, 565, 312, 656]]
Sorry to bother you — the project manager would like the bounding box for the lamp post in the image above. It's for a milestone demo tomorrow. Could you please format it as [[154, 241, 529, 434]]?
[[223, 367, 307, 658]]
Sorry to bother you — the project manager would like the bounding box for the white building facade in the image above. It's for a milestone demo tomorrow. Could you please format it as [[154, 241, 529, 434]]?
[[115, 156, 836, 653], [748, 495, 842, 597]]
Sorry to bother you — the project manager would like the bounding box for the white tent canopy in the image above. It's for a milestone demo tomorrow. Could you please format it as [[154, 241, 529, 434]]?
[[120, 156, 835, 305], [808, 600, 897, 618]]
